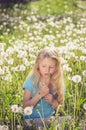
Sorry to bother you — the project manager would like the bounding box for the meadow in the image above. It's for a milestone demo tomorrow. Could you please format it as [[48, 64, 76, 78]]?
[[0, 0, 86, 130]]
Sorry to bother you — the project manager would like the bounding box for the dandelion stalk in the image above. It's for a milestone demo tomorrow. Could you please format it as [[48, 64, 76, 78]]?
[[14, 113, 16, 130], [37, 111, 47, 130], [16, 114, 23, 130], [11, 113, 13, 130]]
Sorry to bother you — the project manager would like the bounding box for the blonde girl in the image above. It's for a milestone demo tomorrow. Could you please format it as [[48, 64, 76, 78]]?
[[23, 47, 65, 129]]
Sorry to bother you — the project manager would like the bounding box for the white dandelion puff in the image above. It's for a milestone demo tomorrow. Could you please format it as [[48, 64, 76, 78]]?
[[72, 75, 81, 83], [0, 125, 3, 130], [82, 70, 86, 77], [11, 105, 19, 113], [2, 125, 9, 130], [24, 106, 33, 115], [83, 103, 86, 110]]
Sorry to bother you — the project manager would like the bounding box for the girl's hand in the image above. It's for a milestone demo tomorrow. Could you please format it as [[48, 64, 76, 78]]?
[[39, 83, 50, 97], [44, 93, 53, 104], [44, 94, 59, 109]]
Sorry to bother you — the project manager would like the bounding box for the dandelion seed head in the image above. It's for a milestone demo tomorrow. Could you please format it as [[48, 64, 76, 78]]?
[[72, 75, 81, 83], [24, 106, 33, 115], [82, 70, 86, 77], [2, 125, 9, 130], [83, 103, 86, 110], [11, 105, 19, 113]]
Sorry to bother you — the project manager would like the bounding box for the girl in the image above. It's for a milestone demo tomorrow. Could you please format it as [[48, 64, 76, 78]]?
[[23, 47, 65, 129]]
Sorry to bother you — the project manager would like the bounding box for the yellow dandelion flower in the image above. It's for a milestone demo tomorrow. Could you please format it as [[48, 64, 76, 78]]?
[[57, 57, 61, 62]]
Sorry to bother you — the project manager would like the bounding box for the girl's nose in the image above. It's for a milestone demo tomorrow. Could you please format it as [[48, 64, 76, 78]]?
[[46, 67, 50, 73]]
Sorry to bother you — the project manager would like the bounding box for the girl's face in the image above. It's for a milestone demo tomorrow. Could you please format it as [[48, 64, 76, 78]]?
[[38, 57, 57, 78]]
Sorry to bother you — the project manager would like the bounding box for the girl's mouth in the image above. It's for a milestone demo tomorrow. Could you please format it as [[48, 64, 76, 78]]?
[[45, 73, 52, 77]]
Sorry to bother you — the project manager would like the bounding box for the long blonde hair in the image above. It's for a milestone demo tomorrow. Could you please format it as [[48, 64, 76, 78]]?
[[28, 47, 65, 104]]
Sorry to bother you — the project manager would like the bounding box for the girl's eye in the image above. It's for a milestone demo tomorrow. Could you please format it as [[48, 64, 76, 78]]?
[[50, 66, 55, 69], [50, 67, 54, 69]]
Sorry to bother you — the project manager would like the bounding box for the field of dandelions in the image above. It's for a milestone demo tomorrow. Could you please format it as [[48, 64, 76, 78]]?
[[0, 0, 86, 130]]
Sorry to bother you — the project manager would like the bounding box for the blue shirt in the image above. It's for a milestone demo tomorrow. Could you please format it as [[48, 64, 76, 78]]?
[[23, 77, 55, 119]]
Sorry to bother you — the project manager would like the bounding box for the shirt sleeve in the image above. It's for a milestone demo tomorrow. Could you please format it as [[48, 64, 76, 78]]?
[[22, 77, 34, 93]]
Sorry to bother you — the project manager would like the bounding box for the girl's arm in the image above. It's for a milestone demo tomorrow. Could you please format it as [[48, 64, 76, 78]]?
[[52, 99, 59, 109], [23, 89, 42, 108], [23, 86, 49, 108]]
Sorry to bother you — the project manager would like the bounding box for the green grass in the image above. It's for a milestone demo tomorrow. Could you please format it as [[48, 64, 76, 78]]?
[[0, 0, 84, 16], [27, 0, 76, 15]]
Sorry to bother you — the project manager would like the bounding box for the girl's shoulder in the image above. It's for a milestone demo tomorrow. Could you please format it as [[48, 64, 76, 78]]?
[[26, 76, 35, 83], [23, 76, 35, 91]]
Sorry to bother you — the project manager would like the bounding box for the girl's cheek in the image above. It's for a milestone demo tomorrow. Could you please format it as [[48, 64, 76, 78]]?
[[50, 70, 54, 75], [50, 69, 56, 75]]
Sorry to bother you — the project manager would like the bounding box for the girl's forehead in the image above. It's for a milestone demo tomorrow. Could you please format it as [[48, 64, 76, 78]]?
[[39, 57, 56, 65]]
